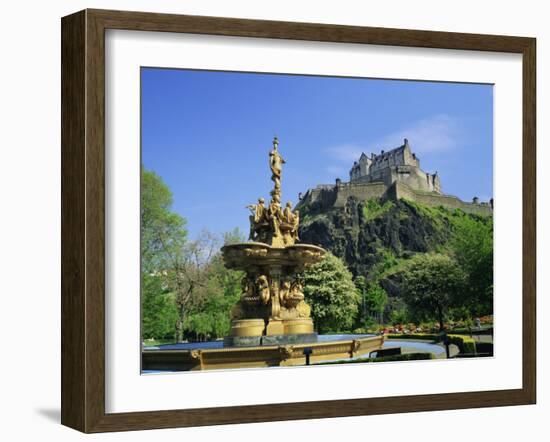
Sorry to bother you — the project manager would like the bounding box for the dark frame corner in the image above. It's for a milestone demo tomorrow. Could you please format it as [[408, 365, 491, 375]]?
[[61, 8, 536, 433]]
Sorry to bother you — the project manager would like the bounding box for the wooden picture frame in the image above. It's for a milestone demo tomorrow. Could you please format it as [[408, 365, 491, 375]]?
[[61, 8, 536, 433]]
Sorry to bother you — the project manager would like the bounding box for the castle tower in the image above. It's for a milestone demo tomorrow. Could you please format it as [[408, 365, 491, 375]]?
[[348, 138, 441, 194]]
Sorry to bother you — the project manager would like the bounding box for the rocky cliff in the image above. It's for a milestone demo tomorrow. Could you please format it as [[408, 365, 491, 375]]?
[[298, 196, 482, 279]]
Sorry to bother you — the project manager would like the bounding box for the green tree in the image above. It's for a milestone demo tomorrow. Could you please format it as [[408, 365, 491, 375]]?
[[389, 306, 409, 326], [393, 253, 466, 331], [223, 227, 246, 245], [141, 168, 187, 274], [365, 282, 388, 324], [169, 230, 221, 342], [141, 168, 188, 340], [141, 273, 178, 340], [302, 253, 360, 333], [356, 276, 388, 324], [449, 215, 493, 316], [184, 251, 244, 340]]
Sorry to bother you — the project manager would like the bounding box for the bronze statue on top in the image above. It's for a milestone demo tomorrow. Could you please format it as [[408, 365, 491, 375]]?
[[269, 136, 285, 191], [247, 137, 301, 247]]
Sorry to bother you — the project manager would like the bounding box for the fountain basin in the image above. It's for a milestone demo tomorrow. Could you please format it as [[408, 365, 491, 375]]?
[[142, 334, 386, 372], [220, 242, 326, 342], [221, 242, 325, 271]]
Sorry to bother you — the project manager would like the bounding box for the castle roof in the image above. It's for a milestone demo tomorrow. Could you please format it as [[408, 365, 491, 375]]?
[[372, 145, 404, 162], [372, 138, 410, 161], [354, 139, 412, 166]]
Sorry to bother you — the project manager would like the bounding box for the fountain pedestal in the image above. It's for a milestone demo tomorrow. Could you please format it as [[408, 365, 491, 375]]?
[[221, 242, 325, 347], [265, 319, 285, 336]]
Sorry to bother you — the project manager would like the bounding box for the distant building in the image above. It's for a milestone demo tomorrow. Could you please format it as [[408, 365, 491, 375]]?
[[297, 138, 492, 216], [349, 139, 441, 194]]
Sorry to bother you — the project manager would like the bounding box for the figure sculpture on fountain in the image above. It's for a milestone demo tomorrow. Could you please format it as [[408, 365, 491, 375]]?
[[246, 137, 302, 247], [246, 197, 266, 241]]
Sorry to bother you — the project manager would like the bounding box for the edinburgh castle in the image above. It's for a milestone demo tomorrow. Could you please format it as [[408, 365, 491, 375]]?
[[297, 139, 492, 216]]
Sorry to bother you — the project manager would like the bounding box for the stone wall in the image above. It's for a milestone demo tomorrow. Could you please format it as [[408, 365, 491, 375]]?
[[393, 167, 440, 193], [333, 182, 388, 207], [298, 181, 492, 217], [299, 185, 338, 212], [388, 182, 492, 216]]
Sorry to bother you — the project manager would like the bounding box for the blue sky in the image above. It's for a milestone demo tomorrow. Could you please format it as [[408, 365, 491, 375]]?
[[141, 68, 493, 240]]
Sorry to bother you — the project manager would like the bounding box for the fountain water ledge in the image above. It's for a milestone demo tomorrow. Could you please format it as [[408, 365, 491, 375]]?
[[142, 334, 386, 371]]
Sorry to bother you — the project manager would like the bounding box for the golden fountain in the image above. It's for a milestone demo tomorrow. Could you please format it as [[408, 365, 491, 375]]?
[[142, 138, 385, 371], [221, 136, 325, 346]]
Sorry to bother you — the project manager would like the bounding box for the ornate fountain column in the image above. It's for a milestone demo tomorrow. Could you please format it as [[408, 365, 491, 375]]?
[[221, 137, 326, 347]]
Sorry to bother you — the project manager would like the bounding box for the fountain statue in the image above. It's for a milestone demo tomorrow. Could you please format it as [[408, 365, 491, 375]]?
[[221, 137, 326, 346]]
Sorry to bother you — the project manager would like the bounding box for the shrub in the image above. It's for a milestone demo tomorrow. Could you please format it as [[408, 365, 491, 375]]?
[[386, 333, 477, 355], [315, 352, 434, 365], [386, 333, 440, 341], [446, 326, 493, 335], [362, 199, 394, 222], [448, 335, 476, 354], [358, 327, 370, 334]]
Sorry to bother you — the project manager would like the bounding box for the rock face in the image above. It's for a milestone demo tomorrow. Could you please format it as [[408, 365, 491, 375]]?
[[298, 196, 450, 278]]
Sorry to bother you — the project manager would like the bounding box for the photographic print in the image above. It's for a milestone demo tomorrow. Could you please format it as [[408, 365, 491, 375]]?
[[60, 10, 535, 431], [140, 68, 494, 373]]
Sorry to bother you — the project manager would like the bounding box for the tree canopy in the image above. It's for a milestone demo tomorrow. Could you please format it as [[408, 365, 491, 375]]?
[[449, 214, 493, 316], [302, 252, 361, 333], [183, 253, 243, 341], [141, 168, 187, 274], [356, 276, 388, 325], [141, 272, 178, 340], [391, 253, 467, 330]]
